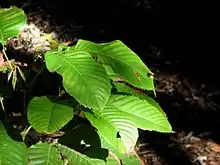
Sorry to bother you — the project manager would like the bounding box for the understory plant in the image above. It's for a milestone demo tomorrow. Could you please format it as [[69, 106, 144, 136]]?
[[0, 6, 172, 165]]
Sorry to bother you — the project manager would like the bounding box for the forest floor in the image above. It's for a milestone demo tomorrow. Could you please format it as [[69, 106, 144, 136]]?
[[2, 3, 220, 165]]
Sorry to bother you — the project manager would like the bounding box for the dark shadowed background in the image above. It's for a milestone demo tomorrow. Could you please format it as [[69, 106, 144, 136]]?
[[1, 0, 219, 86]]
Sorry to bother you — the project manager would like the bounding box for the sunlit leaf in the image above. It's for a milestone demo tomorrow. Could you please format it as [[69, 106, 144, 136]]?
[[0, 6, 27, 45], [45, 44, 111, 109], [27, 96, 73, 133], [29, 142, 64, 165], [0, 123, 28, 165], [74, 40, 155, 93]]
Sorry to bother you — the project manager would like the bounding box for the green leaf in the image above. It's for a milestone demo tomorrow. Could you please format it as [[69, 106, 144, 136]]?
[[0, 123, 28, 165], [120, 154, 143, 165], [45, 45, 111, 110], [85, 95, 172, 155], [102, 64, 118, 80], [114, 82, 148, 100], [74, 40, 155, 92], [0, 6, 27, 45], [85, 111, 138, 155], [29, 142, 64, 165], [57, 144, 110, 165], [98, 138, 143, 164], [115, 83, 167, 117], [27, 96, 73, 133], [107, 95, 172, 132]]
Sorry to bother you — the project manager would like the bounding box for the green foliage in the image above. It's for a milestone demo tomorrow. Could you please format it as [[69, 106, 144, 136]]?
[[0, 6, 27, 89], [114, 82, 167, 116], [0, 6, 27, 45], [85, 94, 171, 155], [74, 40, 155, 92], [29, 142, 64, 165], [0, 123, 28, 165], [27, 97, 74, 133], [0, 7, 172, 165], [45, 44, 111, 110]]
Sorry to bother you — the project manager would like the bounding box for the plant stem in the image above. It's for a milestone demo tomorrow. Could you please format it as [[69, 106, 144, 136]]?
[[21, 125, 32, 141], [2, 46, 13, 70], [0, 96, 5, 112]]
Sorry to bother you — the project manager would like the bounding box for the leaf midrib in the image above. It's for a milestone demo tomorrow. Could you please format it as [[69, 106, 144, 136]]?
[[107, 105, 170, 131], [47, 103, 54, 132], [55, 51, 101, 108], [55, 52, 85, 83], [92, 111, 125, 153], [46, 145, 51, 165]]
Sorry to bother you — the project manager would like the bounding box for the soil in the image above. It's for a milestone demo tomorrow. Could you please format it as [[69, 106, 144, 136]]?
[[1, 1, 220, 165]]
